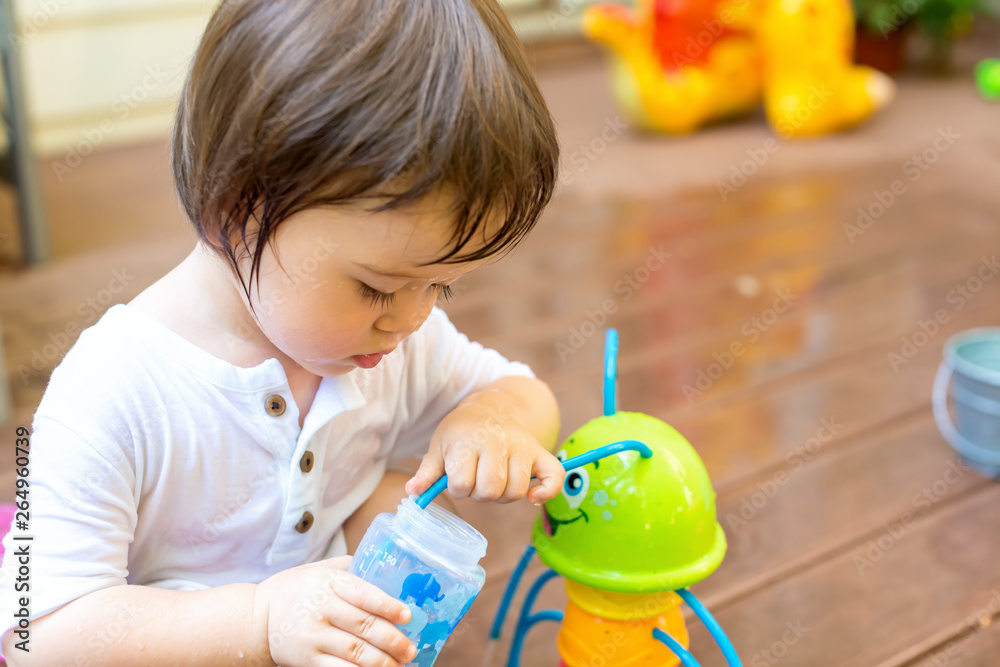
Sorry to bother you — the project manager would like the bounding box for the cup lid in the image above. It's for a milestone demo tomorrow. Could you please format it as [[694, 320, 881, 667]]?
[[395, 496, 487, 569]]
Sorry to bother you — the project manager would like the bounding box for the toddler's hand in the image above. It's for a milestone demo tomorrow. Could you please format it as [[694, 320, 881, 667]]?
[[405, 392, 565, 505], [254, 556, 416, 667]]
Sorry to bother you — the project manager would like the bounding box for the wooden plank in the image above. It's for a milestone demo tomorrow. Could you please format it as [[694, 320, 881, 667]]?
[[681, 485, 1000, 666], [695, 418, 992, 607], [906, 612, 1000, 667]]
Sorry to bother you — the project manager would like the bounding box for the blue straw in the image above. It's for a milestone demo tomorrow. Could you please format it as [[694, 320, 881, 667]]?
[[507, 569, 563, 667], [653, 628, 702, 667], [490, 545, 536, 640], [604, 328, 619, 416], [677, 588, 743, 666]]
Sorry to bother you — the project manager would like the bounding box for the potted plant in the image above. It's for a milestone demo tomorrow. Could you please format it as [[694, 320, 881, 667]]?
[[909, 0, 988, 72], [852, 0, 914, 74], [853, 0, 995, 73]]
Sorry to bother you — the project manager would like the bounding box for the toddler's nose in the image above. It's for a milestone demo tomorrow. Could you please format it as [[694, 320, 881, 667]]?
[[375, 289, 435, 337]]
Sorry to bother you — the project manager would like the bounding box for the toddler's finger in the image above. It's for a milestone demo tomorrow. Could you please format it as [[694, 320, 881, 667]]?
[[444, 446, 479, 499], [321, 600, 416, 666], [331, 571, 411, 625], [405, 454, 445, 496], [316, 624, 413, 667], [527, 452, 565, 505], [472, 447, 509, 501], [497, 456, 531, 504]]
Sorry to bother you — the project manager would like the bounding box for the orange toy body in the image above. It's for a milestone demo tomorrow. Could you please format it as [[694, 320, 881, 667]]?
[[556, 582, 689, 667]]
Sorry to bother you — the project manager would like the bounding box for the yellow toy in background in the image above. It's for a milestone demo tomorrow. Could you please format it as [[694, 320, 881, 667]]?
[[584, 0, 895, 137]]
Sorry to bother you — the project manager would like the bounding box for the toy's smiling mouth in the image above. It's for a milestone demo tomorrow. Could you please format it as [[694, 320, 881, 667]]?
[[543, 508, 589, 537]]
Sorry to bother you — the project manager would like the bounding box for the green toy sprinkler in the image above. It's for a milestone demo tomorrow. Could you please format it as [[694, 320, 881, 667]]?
[[487, 329, 741, 667]]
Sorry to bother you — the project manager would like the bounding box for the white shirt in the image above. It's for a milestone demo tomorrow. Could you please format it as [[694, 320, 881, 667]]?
[[0, 304, 532, 639]]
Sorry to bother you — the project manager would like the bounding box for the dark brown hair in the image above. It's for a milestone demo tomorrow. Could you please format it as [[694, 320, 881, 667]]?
[[171, 0, 559, 299]]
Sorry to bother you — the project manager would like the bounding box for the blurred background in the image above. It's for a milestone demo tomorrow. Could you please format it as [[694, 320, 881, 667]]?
[[1, 0, 1000, 665]]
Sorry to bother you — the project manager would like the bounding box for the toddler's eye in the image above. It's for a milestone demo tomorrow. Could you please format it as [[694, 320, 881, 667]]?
[[436, 284, 455, 303], [358, 283, 396, 308]]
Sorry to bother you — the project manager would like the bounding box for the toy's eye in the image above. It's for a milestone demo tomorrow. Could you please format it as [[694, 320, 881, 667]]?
[[562, 468, 590, 509], [557, 450, 568, 462]]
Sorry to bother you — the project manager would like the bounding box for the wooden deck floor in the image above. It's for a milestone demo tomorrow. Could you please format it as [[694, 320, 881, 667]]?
[[1, 52, 999, 666]]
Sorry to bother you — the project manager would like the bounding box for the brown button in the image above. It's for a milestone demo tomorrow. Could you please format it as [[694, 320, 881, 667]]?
[[295, 511, 314, 533], [299, 450, 315, 473], [265, 394, 286, 417]]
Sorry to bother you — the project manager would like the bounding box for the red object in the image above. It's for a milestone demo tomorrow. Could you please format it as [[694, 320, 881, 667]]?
[[652, 0, 740, 70]]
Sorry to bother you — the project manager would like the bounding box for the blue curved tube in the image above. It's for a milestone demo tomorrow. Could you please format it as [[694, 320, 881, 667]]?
[[507, 569, 562, 667], [677, 588, 743, 666], [415, 476, 449, 509], [653, 628, 702, 667], [526, 609, 564, 625], [604, 328, 619, 416], [561, 439, 652, 472], [490, 545, 536, 640]]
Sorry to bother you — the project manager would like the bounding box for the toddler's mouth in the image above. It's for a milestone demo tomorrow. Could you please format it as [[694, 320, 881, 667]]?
[[352, 349, 393, 369]]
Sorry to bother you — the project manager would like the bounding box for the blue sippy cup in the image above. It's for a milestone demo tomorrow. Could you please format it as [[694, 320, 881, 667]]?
[[348, 496, 487, 667]]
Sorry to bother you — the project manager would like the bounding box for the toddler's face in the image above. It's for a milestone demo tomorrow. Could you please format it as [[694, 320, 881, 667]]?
[[234, 192, 487, 376]]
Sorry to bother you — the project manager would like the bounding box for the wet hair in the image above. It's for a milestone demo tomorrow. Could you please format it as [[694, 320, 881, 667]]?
[[170, 0, 560, 300]]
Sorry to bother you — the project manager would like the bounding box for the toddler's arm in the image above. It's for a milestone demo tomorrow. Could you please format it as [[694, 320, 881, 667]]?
[[1, 558, 415, 667]]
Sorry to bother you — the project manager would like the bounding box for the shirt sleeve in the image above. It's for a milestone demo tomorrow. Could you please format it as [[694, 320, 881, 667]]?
[[388, 307, 535, 463], [0, 416, 136, 640]]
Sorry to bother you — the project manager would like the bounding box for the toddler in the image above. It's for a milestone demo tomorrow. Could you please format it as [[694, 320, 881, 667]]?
[[0, 1, 563, 665]]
